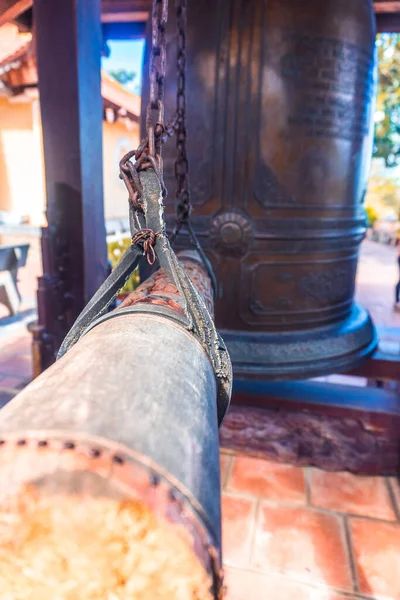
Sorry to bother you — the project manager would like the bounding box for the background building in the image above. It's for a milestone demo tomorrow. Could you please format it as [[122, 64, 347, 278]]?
[[0, 23, 140, 226]]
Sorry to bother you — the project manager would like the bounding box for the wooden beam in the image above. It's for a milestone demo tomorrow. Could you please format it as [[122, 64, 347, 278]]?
[[101, 11, 148, 22], [0, 0, 32, 27], [102, 21, 146, 39], [223, 378, 400, 475], [374, 1, 400, 13], [0, 0, 148, 28], [232, 379, 400, 420], [1, 0, 398, 30], [35, 0, 108, 365], [101, 0, 149, 15], [376, 12, 400, 30], [348, 350, 400, 381], [101, 0, 149, 25]]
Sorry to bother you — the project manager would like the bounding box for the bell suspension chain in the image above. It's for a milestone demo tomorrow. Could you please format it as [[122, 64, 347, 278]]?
[[117, 0, 216, 295], [169, 0, 217, 291], [119, 0, 169, 211], [173, 0, 190, 237]]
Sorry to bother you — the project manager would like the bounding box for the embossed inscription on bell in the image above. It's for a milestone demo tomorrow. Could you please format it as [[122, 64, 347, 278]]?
[[144, 0, 378, 379]]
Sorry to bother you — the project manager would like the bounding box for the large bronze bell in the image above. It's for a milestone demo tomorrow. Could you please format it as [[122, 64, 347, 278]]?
[[143, 0, 378, 380]]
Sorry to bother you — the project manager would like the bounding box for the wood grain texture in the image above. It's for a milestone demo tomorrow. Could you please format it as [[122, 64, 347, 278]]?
[[220, 404, 399, 475]]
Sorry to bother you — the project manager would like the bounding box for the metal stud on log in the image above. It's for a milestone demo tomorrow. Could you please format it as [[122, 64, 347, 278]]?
[[0, 245, 226, 599]]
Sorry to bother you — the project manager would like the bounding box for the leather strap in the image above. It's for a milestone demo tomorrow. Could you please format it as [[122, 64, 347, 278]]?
[[57, 244, 144, 359]]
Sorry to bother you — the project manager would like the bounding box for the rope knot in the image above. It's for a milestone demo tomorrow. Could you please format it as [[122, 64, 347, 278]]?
[[132, 229, 160, 265]]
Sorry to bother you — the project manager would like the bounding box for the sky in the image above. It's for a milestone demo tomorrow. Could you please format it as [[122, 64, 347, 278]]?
[[101, 39, 145, 93]]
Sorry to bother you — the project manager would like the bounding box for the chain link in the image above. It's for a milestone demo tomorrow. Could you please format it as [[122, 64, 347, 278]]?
[[173, 0, 191, 236], [119, 0, 190, 219], [119, 0, 169, 211], [118, 0, 189, 213], [117, 0, 191, 237], [117, 0, 217, 295], [146, 0, 168, 165]]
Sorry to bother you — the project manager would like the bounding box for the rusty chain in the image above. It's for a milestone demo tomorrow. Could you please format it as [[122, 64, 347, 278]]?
[[146, 0, 168, 165], [119, 0, 189, 215], [118, 0, 215, 290], [169, 0, 217, 292], [131, 229, 160, 265], [119, 0, 170, 214], [172, 0, 191, 239]]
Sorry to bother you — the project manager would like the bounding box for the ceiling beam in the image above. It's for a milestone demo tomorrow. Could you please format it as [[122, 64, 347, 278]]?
[[0, 0, 32, 27], [101, 0, 149, 17], [2, 1, 400, 38], [376, 12, 400, 31], [101, 11, 148, 23], [374, 1, 400, 13], [102, 20, 146, 39], [0, 0, 149, 29]]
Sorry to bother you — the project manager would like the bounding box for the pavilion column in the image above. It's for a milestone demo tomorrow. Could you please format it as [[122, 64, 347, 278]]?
[[33, 0, 108, 370]]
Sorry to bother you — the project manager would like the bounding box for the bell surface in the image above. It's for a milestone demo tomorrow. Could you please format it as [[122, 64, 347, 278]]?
[[143, 0, 379, 380]]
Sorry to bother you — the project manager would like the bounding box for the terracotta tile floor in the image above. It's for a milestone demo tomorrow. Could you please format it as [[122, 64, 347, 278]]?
[[221, 451, 400, 600], [1, 327, 399, 599], [0, 327, 399, 599]]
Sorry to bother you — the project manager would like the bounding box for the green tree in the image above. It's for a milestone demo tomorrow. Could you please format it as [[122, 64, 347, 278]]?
[[365, 173, 400, 219], [365, 205, 378, 227], [109, 69, 137, 86], [374, 34, 400, 167]]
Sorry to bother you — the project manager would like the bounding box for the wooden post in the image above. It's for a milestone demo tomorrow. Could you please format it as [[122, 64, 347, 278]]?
[[34, 0, 108, 367]]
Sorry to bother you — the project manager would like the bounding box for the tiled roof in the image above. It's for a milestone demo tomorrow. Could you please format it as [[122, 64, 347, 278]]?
[[0, 24, 140, 119], [101, 71, 140, 120]]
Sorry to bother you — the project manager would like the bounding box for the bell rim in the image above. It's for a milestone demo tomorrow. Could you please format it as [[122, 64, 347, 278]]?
[[221, 303, 378, 381]]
